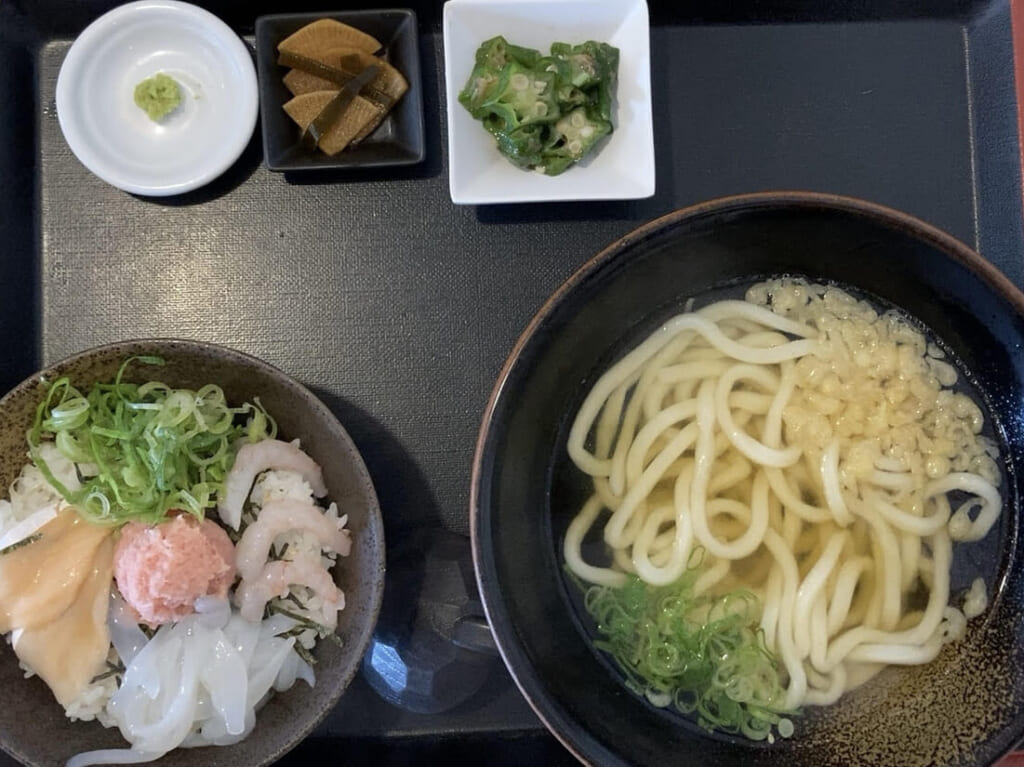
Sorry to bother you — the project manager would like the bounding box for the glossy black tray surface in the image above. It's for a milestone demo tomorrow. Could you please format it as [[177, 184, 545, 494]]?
[[0, 0, 1021, 763]]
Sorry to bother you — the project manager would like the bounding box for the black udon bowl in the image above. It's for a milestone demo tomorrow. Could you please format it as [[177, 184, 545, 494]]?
[[471, 193, 1024, 767], [0, 339, 385, 767]]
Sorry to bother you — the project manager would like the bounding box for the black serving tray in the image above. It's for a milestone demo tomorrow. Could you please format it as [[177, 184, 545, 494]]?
[[1, 0, 1022, 764]]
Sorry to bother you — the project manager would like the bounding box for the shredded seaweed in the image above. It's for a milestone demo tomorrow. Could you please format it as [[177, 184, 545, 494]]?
[[89, 659, 126, 684], [0, 533, 41, 556], [274, 626, 307, 640], [269, 602, 345, 649], [270, 541, 291, 562], [268, 604, 332, 635], [27, 356, 277, 526], [292, 641, 316, 667], [237, 509, 258, 537], [575, 568, 796, 740]]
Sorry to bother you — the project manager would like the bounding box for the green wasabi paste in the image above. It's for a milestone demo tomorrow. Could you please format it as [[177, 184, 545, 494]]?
[[133, 73, 182, 121]]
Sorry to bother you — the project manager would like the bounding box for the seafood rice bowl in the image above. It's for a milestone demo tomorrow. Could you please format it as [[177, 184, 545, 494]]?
[[0, 343, 384, 767]]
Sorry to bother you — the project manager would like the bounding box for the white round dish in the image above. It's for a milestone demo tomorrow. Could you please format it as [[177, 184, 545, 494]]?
[[55, 0, 258, 197]]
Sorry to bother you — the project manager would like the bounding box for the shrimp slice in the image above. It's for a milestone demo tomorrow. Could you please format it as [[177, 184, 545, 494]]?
[[218, 440, 327, 530], [235, 499, 351, 581], [234, 559, 345, 626]]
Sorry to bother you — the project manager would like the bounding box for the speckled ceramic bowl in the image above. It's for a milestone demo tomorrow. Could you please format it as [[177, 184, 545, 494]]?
[[472, 193, 1024, 767], [0, 339, 385, 767]]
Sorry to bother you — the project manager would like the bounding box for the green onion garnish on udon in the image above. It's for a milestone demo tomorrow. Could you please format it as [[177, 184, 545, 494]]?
[[575, 562, 796, 740], [27, 356, 276, 526]]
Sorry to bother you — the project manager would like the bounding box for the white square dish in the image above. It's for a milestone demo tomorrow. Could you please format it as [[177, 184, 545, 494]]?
[[443, 0, 655, 204]]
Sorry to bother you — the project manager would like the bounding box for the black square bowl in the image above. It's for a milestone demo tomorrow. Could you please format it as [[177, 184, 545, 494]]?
[[255, 10, 425, 172]]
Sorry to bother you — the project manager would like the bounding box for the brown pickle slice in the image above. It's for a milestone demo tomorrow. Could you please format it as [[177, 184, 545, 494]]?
[[277, 18, 381, 58], [278, 50, 394, 109], [284, 91, 382, 155], [298, 63, 381, 151], [283, 69, 336, 98], [350, 108, 388, 145], [322, 47, 409, 102]]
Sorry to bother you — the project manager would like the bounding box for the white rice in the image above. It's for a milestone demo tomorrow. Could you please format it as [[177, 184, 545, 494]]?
[[4, 442, 78, 524], [65, 665, 119, 727]]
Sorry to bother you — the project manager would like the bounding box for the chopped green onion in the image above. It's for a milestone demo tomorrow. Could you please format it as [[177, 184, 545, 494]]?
[[27, 356, 276, 526], [575, 568, 796, 739]]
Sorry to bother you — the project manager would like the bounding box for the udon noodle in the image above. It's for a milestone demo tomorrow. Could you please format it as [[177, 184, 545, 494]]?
[[564, 279, 1001, 715]]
